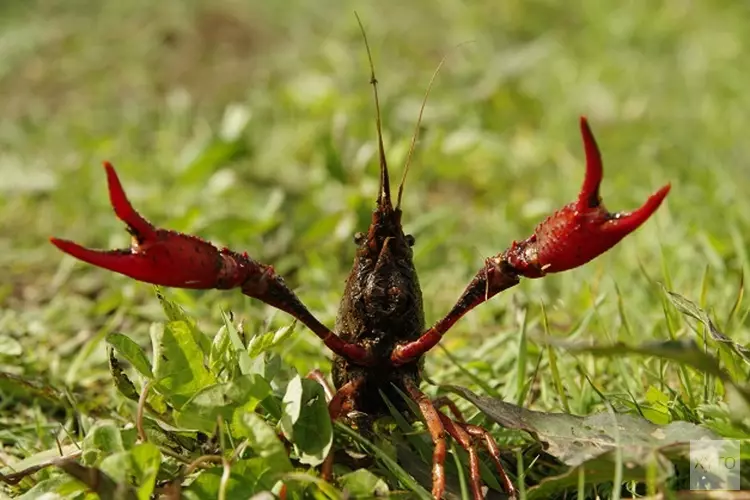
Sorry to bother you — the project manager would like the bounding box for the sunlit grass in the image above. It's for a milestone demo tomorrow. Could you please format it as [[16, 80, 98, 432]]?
[[2, 0, 750, 497]]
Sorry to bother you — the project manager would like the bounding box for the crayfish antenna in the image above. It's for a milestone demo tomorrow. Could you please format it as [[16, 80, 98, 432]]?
[[355, 13, 392, 211], [396, 42, 473, 211], [396, 55, 446, 210]]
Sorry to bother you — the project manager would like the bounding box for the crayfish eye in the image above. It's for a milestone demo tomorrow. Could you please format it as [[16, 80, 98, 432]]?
[[405, 234, 415, 247], [353, 232, 366, 245]]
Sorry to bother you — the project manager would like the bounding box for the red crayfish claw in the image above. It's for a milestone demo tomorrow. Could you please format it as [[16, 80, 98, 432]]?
[[50, 163, 374, 364], [505, 116, 671, 278], [50, 162, 235, 289]]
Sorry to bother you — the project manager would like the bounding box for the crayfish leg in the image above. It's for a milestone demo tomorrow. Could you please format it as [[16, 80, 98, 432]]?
[[405, 379, 448, 499]]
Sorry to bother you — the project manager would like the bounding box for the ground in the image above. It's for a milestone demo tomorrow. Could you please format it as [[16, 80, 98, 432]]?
[[1, 0, 750, 498]]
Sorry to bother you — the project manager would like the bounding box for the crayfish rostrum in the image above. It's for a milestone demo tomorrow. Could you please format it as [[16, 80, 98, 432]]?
[[51, 23, 670, 500]]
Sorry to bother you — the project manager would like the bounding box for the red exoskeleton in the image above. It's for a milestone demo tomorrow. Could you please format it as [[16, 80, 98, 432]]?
[[50, 25, 670, 500]]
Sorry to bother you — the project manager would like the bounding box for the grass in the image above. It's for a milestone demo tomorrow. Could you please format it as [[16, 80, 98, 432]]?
[[2, 0, 750, 497]]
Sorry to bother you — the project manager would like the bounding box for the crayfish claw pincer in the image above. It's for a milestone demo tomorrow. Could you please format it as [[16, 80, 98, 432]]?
[[102, 161, 157, 242], [505, 117, 670, 278], [50, 162, 239, 289]]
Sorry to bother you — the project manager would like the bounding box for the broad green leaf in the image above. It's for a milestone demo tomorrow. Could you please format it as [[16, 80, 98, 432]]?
[[174, 374, 272, 434], [0, 444, 80, 480], [249, 352, 282, 384], [131, 443, 161, 500], [233, 412, 293, 473], [185, 457, 284, 499], [108, 346, 141, 402], [279, 374, 303, 438], [56, 459, 139, 500], [136, 419, 203, 455], [221, 310, 254, 375], [82, 420, 127, 466], [208, 324, 231, 376], [642, 385, 671, 425], [447, 385, 718, 466], [106, 359, 169, 419], [282, 471, 342, 499], [99, 443, 161, 500], [151, 321, 216, 409], [339, 469, 389, 497], [155, 287, 210, 354], [146, 390, 169, 416], [16, 474, 84, 499], [247, 321, 296, 358], [280, 375, 332, 466], [106, 332, 153, 378]]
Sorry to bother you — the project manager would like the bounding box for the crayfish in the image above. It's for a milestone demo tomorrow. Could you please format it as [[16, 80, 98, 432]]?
[[50, 21, 670, 500]]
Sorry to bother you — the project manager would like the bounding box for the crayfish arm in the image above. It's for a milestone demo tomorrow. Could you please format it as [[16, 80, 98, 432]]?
[[391, 117, 669, 365], [506, 184, 671, 278], [51, 163, 374, 366], [391, 258, 520, 365]]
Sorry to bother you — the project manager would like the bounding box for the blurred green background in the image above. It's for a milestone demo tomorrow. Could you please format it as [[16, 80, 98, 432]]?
[[1, 0, 748, 414]]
